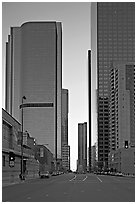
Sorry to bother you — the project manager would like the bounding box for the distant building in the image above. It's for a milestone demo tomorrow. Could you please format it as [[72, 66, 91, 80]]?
[[77, 122, 87, 173], [91, 143, 97, 171], [91, 2, 135, 170], [62, 144, 70, 172], [34, 144, 53, 173], [61, 89, 69, 146], [61, 89, 70, 171], [5, 22, 62, 159], [88, 50, 92, 172]]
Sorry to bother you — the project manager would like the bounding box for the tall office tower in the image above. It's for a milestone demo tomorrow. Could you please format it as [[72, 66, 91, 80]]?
[[83, 122, 87, 170], [5, 22, 62, 159], [109, 62, 135, 151], [88, 50, 92, 172], [78, 122, 87, 172], [61, 89, 69, 146], [61, 89, 70, 170], [91, 144, 97, 171], [91, 2, 135, 170]]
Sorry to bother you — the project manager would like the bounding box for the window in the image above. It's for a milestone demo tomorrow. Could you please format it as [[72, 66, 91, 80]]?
[[2, 120, 13, 149], [2, 155, 5, 167]]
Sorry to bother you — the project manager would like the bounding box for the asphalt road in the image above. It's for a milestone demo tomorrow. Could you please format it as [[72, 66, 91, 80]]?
[[2, 173, 135, 202]]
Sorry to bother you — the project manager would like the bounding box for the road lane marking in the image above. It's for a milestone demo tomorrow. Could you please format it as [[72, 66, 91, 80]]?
[[96, 176, 102, 183], [83, 175, 87, 181], [69, 175, 76, 181]]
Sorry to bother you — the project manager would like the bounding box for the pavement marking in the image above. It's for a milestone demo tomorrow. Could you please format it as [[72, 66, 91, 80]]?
[[96, 176, 103, 183], [83, 175, 87, 181], [69, 175, 76, 181]]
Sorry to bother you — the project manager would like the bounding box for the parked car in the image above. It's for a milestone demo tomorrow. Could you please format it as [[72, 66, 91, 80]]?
[[116, 172, 123, 177], [40, 171, 50, 179], [52, 172, 57, 176]]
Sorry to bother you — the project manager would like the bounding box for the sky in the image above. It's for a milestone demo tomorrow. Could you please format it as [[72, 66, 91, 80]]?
[[2, 2, 91, 170]]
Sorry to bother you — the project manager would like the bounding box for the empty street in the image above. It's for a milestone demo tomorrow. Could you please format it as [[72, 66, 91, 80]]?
[[2, 173, 135, 202]]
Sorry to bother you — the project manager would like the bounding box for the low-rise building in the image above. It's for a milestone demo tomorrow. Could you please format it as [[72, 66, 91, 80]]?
[[34, 144, 53, 174], [2, 109, 39, 185], [108, 147, 135, 175]]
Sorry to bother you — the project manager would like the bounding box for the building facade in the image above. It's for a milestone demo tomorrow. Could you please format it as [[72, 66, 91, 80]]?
[[77, 122, 87, 173], [108, 148, 135, 175], [5, 22, 62, 159], [61, 89, 69, 146], [61, 144, 70, 171], [34, 144, 54, 174], [88, 50, 92, 172], [2, 109, 39, 185], [109, 62, 135, 152], [91, 144, 97, 172], [91, 2, 135, 170], [61, 89, 70, 171]]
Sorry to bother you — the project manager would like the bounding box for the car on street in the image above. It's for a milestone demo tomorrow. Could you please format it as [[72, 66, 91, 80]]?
[[52, 172, 57, 176], [40, 171, 50, 178]]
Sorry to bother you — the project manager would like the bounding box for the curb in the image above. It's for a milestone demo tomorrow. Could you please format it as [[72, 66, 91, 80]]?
[[2, 176, 39, 187]]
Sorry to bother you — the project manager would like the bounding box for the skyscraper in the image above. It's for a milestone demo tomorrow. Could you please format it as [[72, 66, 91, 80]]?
[[77, 122, 87, 173], [61, 89, 70, 171], [5, 22, 62, 159], [109, 62, 135, 151], [91, 2, 135, 170], [61, 89, 69, 146], [88, 50, 92, 172]]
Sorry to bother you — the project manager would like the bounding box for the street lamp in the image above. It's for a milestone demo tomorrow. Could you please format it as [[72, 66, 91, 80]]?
[[20, 96, 26, 180]]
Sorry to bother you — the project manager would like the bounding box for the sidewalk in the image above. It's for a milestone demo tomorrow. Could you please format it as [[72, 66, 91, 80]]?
[[2, 174, 39, 187]]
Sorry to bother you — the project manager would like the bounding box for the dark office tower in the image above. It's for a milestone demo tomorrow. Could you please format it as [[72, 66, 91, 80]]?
[[78, 122, 87, 173], [91, 2, 135, 170], [125, 65, 135, 147], [5, 22, 62, 159], [109, 62, 135, 151], [83, 122, 87, 170], [88, 50, 92, 172], [78, 123, 83, 172], [61, 89, 70, 171]]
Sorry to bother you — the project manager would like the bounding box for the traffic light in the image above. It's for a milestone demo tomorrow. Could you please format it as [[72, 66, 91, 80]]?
[[125, 141, 128, 149], [9, 152, 15, 161], [9, 152, 15, 167]]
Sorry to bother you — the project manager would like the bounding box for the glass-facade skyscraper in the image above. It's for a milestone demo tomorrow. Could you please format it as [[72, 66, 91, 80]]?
[[5, 22, 62, 159], [91, 2, 135, 170], [77, 122, 87, 172]]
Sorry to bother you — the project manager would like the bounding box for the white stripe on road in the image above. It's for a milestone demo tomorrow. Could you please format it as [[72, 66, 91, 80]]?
[[96, 176, 102, 183], [69, 175, 76, 181], [83, 175, 87, 181]]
